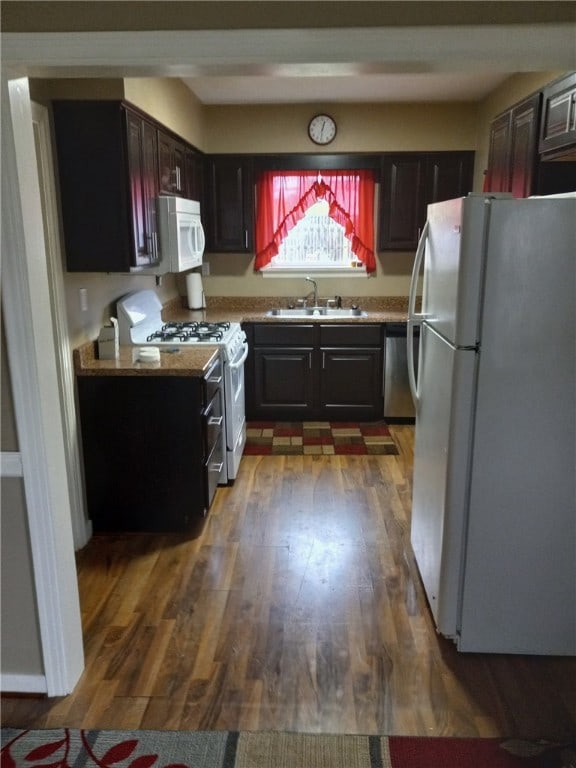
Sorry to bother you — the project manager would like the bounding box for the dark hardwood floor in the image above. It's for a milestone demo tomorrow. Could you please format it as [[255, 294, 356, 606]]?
[[2, 426, 575, 738]]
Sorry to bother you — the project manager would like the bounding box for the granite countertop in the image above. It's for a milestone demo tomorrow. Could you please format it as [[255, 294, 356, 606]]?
[[74, 341, 220, 377], [163, 295, 411, 325], [74, 296, 411, 376]]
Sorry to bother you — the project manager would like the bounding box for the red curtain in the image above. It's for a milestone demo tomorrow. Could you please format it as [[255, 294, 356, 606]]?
[[255, 170, 376, 272]]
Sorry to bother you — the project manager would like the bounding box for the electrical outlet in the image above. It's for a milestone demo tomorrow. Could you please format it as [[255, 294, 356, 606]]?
[[201, 262, 210, 276]]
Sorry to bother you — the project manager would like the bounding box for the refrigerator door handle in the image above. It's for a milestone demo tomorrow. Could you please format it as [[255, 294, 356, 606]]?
[[408, 220, 429, 404]]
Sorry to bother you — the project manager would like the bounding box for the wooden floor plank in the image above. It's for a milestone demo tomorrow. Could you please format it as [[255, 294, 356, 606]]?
[[2, 426, 575, 739]]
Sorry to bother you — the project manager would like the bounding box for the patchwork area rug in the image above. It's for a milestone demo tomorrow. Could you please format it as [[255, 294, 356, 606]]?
[[2, 728, 572, 768], [245, 421, 399, 456]]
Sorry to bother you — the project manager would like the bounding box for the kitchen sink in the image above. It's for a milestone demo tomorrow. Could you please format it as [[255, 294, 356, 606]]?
[[266, 307, 367, 318]]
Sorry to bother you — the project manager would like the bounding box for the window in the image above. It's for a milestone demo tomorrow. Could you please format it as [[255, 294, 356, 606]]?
[[255, 169, 376, 274]]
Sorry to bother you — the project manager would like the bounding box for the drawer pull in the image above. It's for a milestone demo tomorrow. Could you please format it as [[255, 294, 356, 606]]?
[[208, 416, 224, 427], [208, 375, 223, 385], [209, 462, 224, 474]]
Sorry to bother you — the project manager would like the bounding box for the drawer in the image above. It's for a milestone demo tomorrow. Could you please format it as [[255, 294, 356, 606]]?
[[205, 436, 224, 511], [204, 390, 224, 456], [320, 323, 382, 346], [254, 323, 315, 346], [204, 354, 223, 404]]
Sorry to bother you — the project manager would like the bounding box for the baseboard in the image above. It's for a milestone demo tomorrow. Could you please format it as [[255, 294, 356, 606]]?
[[1, 673, 47, 695]]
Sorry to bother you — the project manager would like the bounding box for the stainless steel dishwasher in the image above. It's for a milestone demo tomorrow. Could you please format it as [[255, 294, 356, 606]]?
[[383, 323, 419, 422]]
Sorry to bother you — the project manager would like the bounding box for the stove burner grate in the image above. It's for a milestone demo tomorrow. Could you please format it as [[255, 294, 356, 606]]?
[[146, 320, 232, 344]]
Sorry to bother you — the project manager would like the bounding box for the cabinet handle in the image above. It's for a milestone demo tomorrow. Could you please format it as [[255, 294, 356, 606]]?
[[208, 416, 224, 427], [208, 375, 223, 385], [209, 462, 224, 474], [244, 229, 248, 249], [322, 351, 325, 369]]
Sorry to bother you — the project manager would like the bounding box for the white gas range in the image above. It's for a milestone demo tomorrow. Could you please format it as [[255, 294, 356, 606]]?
[[117, 290, 248, 483]]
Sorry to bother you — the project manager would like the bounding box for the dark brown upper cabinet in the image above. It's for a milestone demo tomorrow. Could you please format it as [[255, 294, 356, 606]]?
[[52, 99, 206, 272], [485, 93, 541, 198], [52, 100, 161, 272], [485, 85, 575, 197], [185, 147, 204, 203], [205, 155, 254, 253], [378, 152, 474, 251], [158, 132, 187, 196], [539, 72, 576, 159]]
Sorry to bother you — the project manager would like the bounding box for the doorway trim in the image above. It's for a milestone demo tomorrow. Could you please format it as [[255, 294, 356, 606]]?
[[1, 23, 573, 697], [1, 76, 84, 695]]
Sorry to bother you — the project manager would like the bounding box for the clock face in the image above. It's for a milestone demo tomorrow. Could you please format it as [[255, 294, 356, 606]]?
[[308, 114, 337, 145]]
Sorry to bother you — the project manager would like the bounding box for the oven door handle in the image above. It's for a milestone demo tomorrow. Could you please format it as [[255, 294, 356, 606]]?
[[227, 343, 249, 370]]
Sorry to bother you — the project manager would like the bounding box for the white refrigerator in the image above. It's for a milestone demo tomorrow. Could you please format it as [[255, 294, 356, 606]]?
[[407, 193, 576, 655]]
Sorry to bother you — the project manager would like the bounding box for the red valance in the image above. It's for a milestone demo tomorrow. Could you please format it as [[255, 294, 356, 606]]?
[[255, 170, 375, 272]]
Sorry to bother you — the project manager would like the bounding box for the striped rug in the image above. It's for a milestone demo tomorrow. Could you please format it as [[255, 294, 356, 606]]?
[[1, 728, 568, 767], [245, 421, 399, 456]]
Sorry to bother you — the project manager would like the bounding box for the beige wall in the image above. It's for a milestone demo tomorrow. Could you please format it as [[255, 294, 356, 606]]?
[[1, 316, 44, 681], [124, 78, 205, 149], [33, 71, 566, 323], [204, 102, 478, 154], [201, 100, 479, 297]]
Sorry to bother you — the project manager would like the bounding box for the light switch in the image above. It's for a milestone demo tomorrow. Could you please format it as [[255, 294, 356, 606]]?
[[79, 288, 88, 312]]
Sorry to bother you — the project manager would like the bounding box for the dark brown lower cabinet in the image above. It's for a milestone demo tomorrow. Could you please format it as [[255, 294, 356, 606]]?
[[320, 348, 382, 419], [254, 348, 315, 419], [77, 360, 224, 532], [245, 323, 384, 421]]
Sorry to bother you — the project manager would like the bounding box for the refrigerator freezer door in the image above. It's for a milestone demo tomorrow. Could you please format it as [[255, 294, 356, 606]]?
[[410, 323, 477, 637], [424, 195, 492, 347], [457, 196, 576, 655]]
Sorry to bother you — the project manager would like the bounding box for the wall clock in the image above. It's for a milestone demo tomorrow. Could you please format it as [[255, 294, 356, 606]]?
[[308, 114, 337, 145]]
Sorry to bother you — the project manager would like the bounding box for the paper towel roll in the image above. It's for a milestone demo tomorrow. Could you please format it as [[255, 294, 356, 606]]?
[[186, 273, 205, 310]]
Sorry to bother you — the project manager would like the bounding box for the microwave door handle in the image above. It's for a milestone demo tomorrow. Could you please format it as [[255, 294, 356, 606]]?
[[193, 221, 205, 258], [197, 222, 206, 257], [186, 219, 195, 257]]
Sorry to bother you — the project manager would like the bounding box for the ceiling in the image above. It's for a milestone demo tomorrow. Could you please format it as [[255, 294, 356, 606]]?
[[174, 20, 571, 105], [3, 3, 574, 105], [182, 71, 510, 105]]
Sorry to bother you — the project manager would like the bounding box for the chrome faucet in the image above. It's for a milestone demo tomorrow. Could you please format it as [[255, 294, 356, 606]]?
[[304, 276, 318, 307]]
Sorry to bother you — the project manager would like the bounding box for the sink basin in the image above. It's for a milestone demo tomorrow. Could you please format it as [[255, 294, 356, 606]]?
[[266, 307, 367, 318]]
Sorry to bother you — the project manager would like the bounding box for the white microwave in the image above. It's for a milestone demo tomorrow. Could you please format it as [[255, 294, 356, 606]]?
[[155, 196, 206, 274]]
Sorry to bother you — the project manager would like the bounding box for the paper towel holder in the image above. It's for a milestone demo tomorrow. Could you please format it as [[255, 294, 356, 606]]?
[[186, 272, 206, 310]]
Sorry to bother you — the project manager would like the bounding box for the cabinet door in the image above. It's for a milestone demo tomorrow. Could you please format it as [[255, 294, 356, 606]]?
[[379, 154, 425, 250], [185, 148, 204, 202], [379, 152, 474, 251], [539, 72, 576, 156], [485, 111, 512, 193], [509, 94, 541, 198], [142, 120, 160, 262], [126, 112, 160, 267], [253, 347, 315, 418], [158, 132, 186, 195], [426, 152, 475, 204], [77, 376, 205, 532], [53, 100, 133, 272], [320, 347, 383, 420], [206, 156, 254, 252]]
